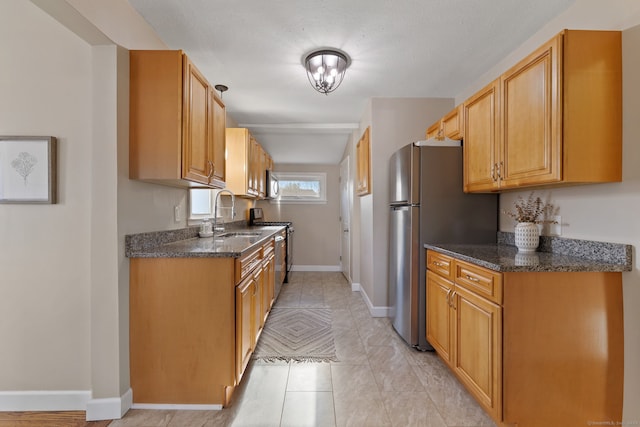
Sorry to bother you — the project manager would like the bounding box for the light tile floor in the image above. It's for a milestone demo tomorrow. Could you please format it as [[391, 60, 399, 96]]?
[[111, 272, 496, 427]]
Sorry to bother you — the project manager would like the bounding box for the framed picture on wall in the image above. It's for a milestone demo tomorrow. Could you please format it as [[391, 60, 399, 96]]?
[[0, 136, 57, 204]]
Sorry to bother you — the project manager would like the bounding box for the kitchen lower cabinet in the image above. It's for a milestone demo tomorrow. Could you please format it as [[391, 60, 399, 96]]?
[[452, 285, 501, 420], [426, 250, 623, 427], [426, 271, 454, 363], [262, 250, 276, 324], [426, 266, 502, 422], [235, 273, 255, 383], [130, 236, 278, 407]]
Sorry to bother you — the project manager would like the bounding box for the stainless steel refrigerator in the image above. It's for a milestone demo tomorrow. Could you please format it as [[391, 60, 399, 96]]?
[[388, 140, 497, 350]]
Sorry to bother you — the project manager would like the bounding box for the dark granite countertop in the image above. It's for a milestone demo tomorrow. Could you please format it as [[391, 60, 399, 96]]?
[[126, 224, 286, 258], [425, 233, 633, 273]]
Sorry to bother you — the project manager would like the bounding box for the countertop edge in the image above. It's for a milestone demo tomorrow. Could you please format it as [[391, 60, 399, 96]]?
[[424, 241, 632, 273], [125, 223, 286, 258]]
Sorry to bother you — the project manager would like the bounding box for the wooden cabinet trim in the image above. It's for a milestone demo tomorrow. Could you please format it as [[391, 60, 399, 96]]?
[[356, 127, 371, 196]]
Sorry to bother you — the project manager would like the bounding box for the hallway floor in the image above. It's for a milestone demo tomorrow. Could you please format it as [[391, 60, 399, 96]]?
[[110, 272, 496, 427]]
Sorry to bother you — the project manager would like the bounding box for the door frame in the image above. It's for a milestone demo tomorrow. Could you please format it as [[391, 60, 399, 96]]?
[[339, 156, 352, 282]]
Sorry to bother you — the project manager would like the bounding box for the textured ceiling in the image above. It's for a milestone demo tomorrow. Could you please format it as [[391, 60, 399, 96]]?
[[129, 0, 574, 164]]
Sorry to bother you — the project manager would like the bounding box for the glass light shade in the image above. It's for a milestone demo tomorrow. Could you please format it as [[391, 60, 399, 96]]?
[[304, 49, 350, 95]]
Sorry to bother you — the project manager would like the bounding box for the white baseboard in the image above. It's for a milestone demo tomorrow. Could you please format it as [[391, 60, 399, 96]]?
[[131, 403, 222, 410], [358, 285, 391, 318], [86, 388, 132, 421], [0, 390, 91, 411], [291, 265, 342, 272]]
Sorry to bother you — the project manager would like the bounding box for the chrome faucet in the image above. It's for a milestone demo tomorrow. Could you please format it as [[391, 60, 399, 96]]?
[[213, 189, 236, 233]]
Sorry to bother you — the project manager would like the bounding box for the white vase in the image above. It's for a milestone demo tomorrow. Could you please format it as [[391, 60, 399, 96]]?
[[514, 222, 539, 253]]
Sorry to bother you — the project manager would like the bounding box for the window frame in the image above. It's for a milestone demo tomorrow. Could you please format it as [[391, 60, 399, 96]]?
[[272, 172, 327, 204]]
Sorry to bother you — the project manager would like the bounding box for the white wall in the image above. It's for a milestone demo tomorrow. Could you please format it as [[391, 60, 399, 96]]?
[[0, 0, 189, 418], [453, 1, 640, 421], [356, 98, 455, 310], [0, 0, 93, 393], [257, 164, 341, 269]]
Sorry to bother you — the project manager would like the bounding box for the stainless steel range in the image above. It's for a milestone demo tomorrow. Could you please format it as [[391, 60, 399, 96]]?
[[249, 208, 294, 284]]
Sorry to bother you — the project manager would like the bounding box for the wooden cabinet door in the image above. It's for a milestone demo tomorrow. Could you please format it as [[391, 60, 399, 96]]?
[[500, 35, 561, 189], [426, 271, 454, 365], [248, 137, 260, 196], [356, 127, 371, 196], [426, 121, 441, 140], [452, 286, 502, 421], [211, 90, 226, 186], [253, 266, 264, 335], [235, 275, 254, 382], [258, 145, 266, 198], [463, 79, 500, 192], [442, 105, 463, 140], [263, 254, 275, 314], [182, 56, 213, 185]]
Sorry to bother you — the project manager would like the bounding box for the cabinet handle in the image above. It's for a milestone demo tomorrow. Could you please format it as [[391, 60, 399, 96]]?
[[451, 291, 457, 310], [465, 274, 480, 282], [497, 161, 504, 180], [207, 160, 214, 183], [491, 164, 497, 182], [433, 261, 444, 267], [445, 288, 452, 307]]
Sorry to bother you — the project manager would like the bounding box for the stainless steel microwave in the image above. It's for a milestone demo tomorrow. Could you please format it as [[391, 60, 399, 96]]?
[[265, 170, 279, 199]]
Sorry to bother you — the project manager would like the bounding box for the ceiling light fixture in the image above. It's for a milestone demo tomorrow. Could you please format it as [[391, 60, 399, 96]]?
[[214, 84, 228, 99], [304, 49, 351, 95]]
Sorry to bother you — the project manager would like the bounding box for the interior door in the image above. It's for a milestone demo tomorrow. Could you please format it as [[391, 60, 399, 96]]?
[[340, 156, 351, 282]]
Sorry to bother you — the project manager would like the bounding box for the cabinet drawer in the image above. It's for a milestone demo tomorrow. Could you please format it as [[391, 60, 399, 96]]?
[[235, 247, 263, 283], [427, 251, 454, 281], [454, 260, 502, 304], [262, 239, 275, 258]]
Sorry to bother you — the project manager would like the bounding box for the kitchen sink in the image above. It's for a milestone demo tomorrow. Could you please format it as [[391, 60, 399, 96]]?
[[216, 231, 262, 238]]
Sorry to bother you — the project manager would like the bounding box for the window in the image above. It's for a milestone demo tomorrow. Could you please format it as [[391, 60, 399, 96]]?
[[274, 172, 327, 204], [189, 188, 213, 222]]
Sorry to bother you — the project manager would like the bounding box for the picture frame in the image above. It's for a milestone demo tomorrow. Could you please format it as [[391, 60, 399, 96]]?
[[0, 136, 57, 204]]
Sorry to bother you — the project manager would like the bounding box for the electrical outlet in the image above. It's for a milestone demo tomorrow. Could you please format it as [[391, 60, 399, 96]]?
[[550, 215, 562, 236], [174, 205, 182, 223]]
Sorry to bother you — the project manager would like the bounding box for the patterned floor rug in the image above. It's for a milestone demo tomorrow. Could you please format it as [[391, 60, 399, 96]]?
[[252, 308, 338, 362]]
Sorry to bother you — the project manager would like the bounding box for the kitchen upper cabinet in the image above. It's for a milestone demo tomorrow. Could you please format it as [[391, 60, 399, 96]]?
[[464, 30, 622, 193], [129, 50, 225, 188], [226, 128, 272, 199], [356, 127, 371, 196], [463, 79, 500, 192], [499, 33, 561, 188], [211, 90, 227, 184], [426, 105, 464, 141]]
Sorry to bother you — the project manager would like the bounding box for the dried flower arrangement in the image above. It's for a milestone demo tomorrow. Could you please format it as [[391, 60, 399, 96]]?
[[502, 192, 557, 224]]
